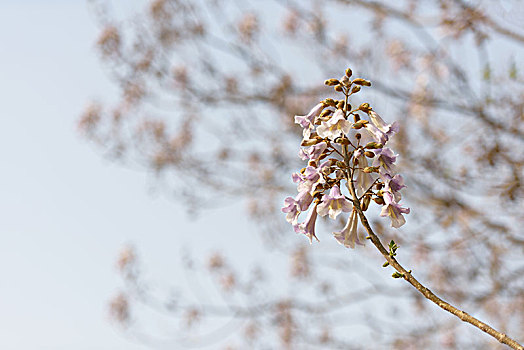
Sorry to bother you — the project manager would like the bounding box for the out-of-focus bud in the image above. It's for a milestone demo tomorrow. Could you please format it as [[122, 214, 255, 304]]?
[[336, 101, 345, 110], [364, 151, 375, 158], [355, 133, 362, 139], [345, 68, 353, 77], [365, 142, 383, 149], [352, 120, 369, 129], [363, 166, 379, 173], [324, 78, 340, 86], [351, 85, 361, 93], [340, 75, 350, 86], [352, 78, 372, 86], [334, 85, 343, 92]]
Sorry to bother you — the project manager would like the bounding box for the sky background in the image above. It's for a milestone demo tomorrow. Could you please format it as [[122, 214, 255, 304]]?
[[0, 2, 268, 349]]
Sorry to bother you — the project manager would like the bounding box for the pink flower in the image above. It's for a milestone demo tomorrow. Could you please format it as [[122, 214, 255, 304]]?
[[372, 147, 397, 175], [380, 192, 410, 228], [299, 142, 327, 161], [333, 210, 363, 248], [294, 103, 324, 129], [294, 203, 319, 243], [369, 110, 399, 139], [317, 185, 352, 219]]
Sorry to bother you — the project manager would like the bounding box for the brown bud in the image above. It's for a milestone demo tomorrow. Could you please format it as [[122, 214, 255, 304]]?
[[324, 78, 340, 86], [364, 151, 375, 158], [359, 103, 371, 111], [334, 85, 343, 92], [319, 109, 332, 118], [365, 142, 383, 149], [345, 68, 353, 77], [353, 114, 361, 122], [336, 101, 345, 110], [355, 133, 361, 139], [351, 85, 361, 93], [352, 120, 369, 129], [301, 138, 321, 146], [373, 197, 385, 205], [323, 98, 336, 106], [352, 78, 371, 86], [363, 166, 379, 173], [361, 195, 371, 211], [340, 75, 350, 86], [336, 137, 350, 145], [335, 161, 345, 168]]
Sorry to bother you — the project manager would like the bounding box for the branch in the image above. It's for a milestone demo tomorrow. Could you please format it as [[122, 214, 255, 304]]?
[[344, 170, 524, 350]]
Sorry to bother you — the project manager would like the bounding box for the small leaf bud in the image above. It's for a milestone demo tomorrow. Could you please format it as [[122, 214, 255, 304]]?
[[351, 85, 361, 93], [352, 78, 371, 86], [334, 85, 343, 92], [392, 272, 404, 279], [382, 261, 389, 267], [345, 68, 353, 77], [324, 78, 340, 86], [365, 142, 383, 149]]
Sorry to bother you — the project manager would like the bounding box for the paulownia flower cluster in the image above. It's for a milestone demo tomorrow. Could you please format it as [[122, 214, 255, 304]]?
[[283, 68, 409, 247]]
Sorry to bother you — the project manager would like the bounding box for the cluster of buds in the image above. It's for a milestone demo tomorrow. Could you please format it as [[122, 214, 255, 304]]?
[[282, 68, 409, 248]]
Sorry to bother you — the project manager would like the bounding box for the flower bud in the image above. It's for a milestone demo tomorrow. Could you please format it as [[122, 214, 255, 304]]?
[[335, 137, 350, 145], [345, 68, 352, 77], [364, 151, 375, 158], [352, 78, 371, 86], [324, 78, 340, 86], [365, 142, 383, 149], [323, 98, 336, 106], [351, 85, 361, 93], [334, 85, 343, 92], [363, 166, 379, 173], [340, 75, 350, 86], [373, 197, 385, 205], [301, 138, 321, 146], [336, 101, 345, 110], [355, 133, 361, 139], [352, 120, 369, 129], [319, 109, 332, 118], [361, 195, 371, 211], [359, 103, 371, 112]]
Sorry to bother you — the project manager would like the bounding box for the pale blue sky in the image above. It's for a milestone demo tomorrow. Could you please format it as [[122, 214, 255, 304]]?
[[0, 2, 269, 349]]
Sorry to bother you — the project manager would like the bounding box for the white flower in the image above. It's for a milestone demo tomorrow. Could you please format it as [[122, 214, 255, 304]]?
[[316, 109, 351, 140]]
